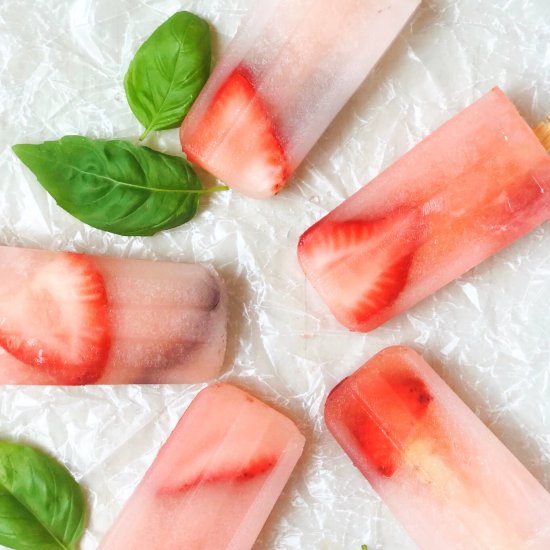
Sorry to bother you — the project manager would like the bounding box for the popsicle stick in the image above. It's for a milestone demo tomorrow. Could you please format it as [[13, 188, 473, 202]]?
[[534, 115, 550, 152]]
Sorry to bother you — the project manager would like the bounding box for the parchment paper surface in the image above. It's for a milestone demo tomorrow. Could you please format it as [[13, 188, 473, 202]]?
[[0, 1, 549, 548]]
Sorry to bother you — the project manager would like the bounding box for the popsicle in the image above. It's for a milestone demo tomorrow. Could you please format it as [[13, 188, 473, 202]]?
[[99, 384, 305, 550], [299, 87, 550, 331], [0, 246, 227, 384], [325, 346, 550, 550], [180, 0, 421, 198]]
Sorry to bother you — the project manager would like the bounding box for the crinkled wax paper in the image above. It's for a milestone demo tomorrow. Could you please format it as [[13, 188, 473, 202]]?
[[1, 1, 550, 548]]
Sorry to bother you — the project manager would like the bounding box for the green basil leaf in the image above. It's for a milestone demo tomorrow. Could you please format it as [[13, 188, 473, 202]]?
[[13, 136, 224, 236], [0, 441, 86, 550], [125, 11, 211, 140]]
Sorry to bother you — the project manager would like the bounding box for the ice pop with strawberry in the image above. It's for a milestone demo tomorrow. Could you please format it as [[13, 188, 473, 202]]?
[[0, 246, 227, 384], [325, 346, 550, 549], [180, 0, 420, 198], [99, 384, 305, 550], [299, 88, 550, 331]]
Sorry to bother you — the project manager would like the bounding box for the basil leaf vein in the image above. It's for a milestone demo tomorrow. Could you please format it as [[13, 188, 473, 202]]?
[[13, 136, 223, 236]]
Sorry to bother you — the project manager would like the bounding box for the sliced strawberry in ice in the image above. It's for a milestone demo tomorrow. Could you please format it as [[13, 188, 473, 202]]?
[[298, 211, 422, 331], [0, 253, 110, 385], [348, 371, 432, 477], [181, 68, 288, 199], [159, 400, 283, 493]]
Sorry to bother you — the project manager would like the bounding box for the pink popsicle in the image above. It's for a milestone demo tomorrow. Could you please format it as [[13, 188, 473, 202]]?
[[299, 88, 550, 331], [325, 346, 550, 549], [180, 0, 420, 198], [0, 246, 227, 384], [99, 384, 305, 550]]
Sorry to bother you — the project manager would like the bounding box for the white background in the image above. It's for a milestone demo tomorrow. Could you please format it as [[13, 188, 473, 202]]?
[[1, 1, 549, 548]]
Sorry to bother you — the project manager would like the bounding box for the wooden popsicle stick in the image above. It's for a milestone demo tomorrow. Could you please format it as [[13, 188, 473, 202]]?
[[534, 115, 550, 152]]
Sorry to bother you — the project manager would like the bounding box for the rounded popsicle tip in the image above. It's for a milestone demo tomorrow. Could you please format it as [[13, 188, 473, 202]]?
[[324, 375, 349, 417], [324, 374, 355, 448]]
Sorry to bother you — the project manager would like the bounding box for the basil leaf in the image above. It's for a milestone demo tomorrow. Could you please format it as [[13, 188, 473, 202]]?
[[13, 136, 224, 236], [0, 441, 86, 550], [125, 11, 211, 140]]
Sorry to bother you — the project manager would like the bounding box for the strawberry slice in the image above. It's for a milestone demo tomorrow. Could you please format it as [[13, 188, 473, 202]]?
[[181, 68, 288, 199], [159, 399, 283, 494], [0, 253, 110, 385], [298, 211, 422, 331], [348, 372, 432, 477]]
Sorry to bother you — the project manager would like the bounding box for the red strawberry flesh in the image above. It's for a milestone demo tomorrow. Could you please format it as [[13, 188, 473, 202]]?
[[181, 68, 288, 199], [298, 210, 422, 331], [352, 372, 432, 476], [158, 386, 288, 494], [0, 253, 110, 385], [327, 365, 433, 478]]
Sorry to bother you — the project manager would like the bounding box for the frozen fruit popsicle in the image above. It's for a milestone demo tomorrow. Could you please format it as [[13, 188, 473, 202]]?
[[325, 346, 550, 550], [99, 384, 305, 550], [180, 0, 421, 198], [0, 246, 227, 385], [299, 88, 550, 331]]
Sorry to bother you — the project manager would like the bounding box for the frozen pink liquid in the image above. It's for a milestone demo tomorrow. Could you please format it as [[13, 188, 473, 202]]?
[[0, 246, 227, 384], [325, 347, 550, 549], [181, 0, 420, 198], [100, 384, 305, 550], [299, 88, 550, 331]]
